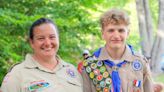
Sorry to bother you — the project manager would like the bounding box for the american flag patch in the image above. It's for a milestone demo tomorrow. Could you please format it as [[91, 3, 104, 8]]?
[[133, 80, 141, 87]]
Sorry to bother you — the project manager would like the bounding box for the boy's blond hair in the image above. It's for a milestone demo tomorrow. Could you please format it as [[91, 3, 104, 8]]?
[[100, 9, 130, 30]]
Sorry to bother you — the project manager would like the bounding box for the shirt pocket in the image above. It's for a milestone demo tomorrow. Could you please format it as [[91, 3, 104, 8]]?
[[22, 80, 55, 92], [66, 78, 82, 87], [127, 73, 143, 92]]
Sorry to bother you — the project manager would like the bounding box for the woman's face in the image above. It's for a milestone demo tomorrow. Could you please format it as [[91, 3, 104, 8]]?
[[30, 23, 59, 58]]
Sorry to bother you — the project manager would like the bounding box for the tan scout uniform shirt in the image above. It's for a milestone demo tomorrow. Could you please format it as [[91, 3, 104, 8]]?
[[82, 45, 153, 92], [1, 54, 83, 92]]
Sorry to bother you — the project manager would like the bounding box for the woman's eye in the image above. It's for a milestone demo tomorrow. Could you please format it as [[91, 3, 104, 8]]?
[[50, 36, 56, 39], [37, 37, 44, 40]]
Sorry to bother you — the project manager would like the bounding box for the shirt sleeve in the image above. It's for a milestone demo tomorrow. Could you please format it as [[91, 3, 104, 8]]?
[[143, 59, 154, 92], [81, 70, 96, 92], [1, 71, 21, 92]]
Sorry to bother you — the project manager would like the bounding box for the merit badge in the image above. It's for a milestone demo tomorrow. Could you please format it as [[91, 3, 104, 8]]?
[[83, 61, 88, 66], [97, 61, 103, 67], [87, 57, 94, 63], [90, 63, 97, 69], [28, 82, 50, 92], [103, 87, 109, 92], [100, 81, 106, 87], [132, 60, 142, 71], [93, 69, 100, 75], [133, 80, 141, 87], [86, 66, 91, 73], [93, 78, 98, 85], [100, 66, 106, 73], [103, 71, 109, 78], [89, 72, 95, 79], [105, 78, 112, 85], [97, 75, 103, 81], [67, 69, 76, 78], [96, 84, 101, 91]]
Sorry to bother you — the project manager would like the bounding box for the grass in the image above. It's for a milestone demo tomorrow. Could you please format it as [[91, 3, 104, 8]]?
[[154, 74, 164, 83]]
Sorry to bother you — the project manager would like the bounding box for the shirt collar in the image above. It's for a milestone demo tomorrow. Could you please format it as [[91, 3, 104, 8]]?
[[97, 45, 134, 62], [24, 54, 69, 73]]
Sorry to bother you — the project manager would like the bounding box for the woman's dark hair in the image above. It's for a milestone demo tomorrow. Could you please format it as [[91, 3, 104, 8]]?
[[29, 18, 58, 39]]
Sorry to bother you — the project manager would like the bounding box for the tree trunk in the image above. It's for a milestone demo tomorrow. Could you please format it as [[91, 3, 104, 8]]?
[[151, 0, 164, 72], [135, 0, 153, 58]]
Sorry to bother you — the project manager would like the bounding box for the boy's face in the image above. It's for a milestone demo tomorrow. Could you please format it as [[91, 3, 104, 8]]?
[[102, 24, 129, 50]]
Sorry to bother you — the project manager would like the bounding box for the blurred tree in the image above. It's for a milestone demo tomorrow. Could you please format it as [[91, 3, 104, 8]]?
[[2, 0, 158, 85], [136, 0, 164, 73], [151, 0, 164, 73], [0, 0, 131, 84]]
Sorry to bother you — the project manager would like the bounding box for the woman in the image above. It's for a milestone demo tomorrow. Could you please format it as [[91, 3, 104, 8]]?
[[1, 18, 83, 92]]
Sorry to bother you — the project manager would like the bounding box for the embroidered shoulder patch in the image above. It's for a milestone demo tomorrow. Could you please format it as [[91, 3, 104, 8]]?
[[132, 60, 142, 71], [66, 69, 76, 78]]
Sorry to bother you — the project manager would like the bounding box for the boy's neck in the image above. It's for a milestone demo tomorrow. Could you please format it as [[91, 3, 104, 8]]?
[[106, 45, 126, 60]]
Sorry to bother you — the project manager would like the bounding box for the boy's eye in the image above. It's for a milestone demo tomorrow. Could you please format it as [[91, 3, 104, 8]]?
[[118, 29, 125, 33], [108, 29, 114, 32]]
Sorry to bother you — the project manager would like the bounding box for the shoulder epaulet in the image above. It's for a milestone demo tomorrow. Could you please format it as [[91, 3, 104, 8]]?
[[133, 53, 150, 63], [7, 62, 21, 73], [133, 52, 144, 58], [143, 56, 150, 63]]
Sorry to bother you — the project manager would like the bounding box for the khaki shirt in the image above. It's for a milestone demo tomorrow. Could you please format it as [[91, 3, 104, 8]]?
[[82, 45, 153, 92], [1, 54, 83, 92]]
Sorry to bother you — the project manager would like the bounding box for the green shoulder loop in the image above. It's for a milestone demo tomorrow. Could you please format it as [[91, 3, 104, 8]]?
[[7, 62, 21, 73]]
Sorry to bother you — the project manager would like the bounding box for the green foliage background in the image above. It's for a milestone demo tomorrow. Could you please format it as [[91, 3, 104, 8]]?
[[0, 0, 158, 85]]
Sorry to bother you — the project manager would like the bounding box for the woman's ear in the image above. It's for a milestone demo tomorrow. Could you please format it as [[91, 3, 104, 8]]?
[[29, 38, 34, 49]]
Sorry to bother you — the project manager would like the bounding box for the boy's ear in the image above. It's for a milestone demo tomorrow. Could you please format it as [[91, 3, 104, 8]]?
[[101, 31, 105, 40]]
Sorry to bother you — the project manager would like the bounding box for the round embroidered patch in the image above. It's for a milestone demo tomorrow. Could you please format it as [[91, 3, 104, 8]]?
[[86, 66, 91, 73], [100, 81, 106, 87], [100, 66, 106, 73], [93, 78, 97, 85], [103, 87, 109, 92], [87, 57, 94, 63], [97, 75, 103, 81], [97, 60, 103, 67], [96, 84, 101, 91], [89, 72, 95, 79], [105, 78, 112, 85], [103, 71, 109, 78], [132, 60, 142, 71], [83, 61, 88, 66], [93, 69, 100, 75], [90, 63, 97, 69]]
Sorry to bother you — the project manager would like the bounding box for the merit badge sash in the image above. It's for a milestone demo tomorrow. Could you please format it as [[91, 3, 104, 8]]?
[[83, 56, 112, 92]]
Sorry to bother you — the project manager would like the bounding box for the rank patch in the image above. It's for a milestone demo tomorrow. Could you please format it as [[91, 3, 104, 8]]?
[[132, 60, 142, 71]]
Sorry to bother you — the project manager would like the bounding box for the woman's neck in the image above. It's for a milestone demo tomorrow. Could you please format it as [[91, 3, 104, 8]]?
[[33, 54, 58, 70]]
